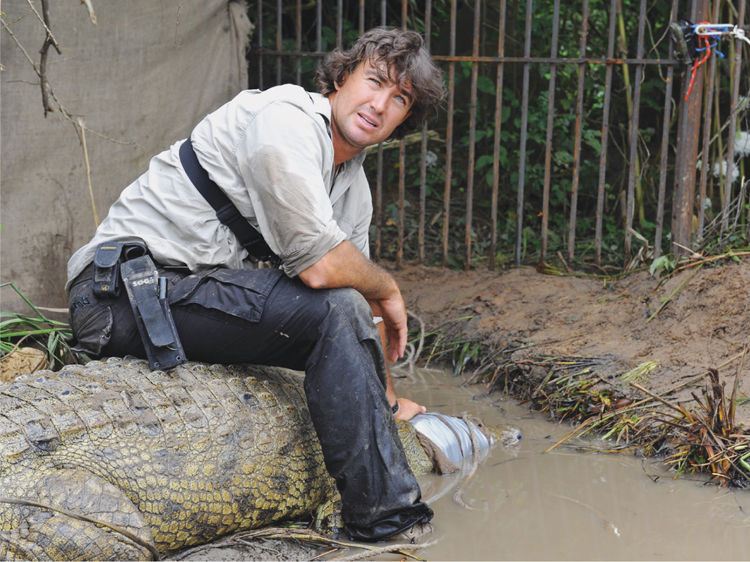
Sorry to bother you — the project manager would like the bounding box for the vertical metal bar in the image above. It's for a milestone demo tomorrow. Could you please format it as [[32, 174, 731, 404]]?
[[696, 0, 719, 241], [296, 0, 302, 85], [398, 141, 406, 269], [654, 0, 680, 259], [276, 0, 282, 85], [540, 0, 561, 264], [396, 0, 408, 269], [442, 0, 457, 267], [672, 0, 709, 253], [257, 0, 264, 90], [489, 0, 506, 271], [624, 0, 646, 260], [337, 0, 343, 49], [317, 0, 322, 52], [464, 0, 481, 271], [515, 0, 533, 267], [374, 0, 387, 261], [567, 0, 589, 263], [724, 0, 745, 232], [418, 0, 433, 265], [359, 0, 365, 35], [594, 0, 618, 266]]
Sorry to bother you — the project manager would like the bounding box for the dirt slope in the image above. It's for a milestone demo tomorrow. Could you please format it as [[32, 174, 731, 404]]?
[[391, 258, 750, 424]]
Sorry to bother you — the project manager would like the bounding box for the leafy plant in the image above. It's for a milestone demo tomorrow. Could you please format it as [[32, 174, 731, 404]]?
[[1, 283, 76, 369]]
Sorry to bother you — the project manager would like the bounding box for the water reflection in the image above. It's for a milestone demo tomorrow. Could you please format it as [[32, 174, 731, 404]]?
[[397, 367, 750, 561]]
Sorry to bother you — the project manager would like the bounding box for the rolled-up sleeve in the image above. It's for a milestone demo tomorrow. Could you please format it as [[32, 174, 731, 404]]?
[[237, 103, 347, 277]]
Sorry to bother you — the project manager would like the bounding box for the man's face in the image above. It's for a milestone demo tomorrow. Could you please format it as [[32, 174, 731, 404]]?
[[328, 61, 413, 161]]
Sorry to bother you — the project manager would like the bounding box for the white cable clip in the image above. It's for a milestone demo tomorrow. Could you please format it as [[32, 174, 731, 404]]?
[[732, 25, 750, 46]]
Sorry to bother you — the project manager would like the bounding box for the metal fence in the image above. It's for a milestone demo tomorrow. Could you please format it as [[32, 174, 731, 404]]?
[[248, 0, 748, 271]]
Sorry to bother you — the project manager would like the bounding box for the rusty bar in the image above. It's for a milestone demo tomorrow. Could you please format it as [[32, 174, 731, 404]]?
[[515, 0, 533, 267], [489, 0, 506, 271], [296, 0, 302, 85], [594, 0, 618, 266], [337, 0, 343, 49], [375, 0, 388, 261], [374, 0, 387, 261], [540, 0, 561, 265], [429, 55, 677, 64], [464, 0, 481, 271], [654, 0, 680, 259], [398, 139, 406, 269], [418, 0, 433, 265], [257, 0, 263, 89], [696, 0, 719, 241], [567, 0, 590, 264], [623, 0, 646, 261], [724, 0, 745, 233], [359, 0, 365, 35], [397, 0, 407, 269], [672, 0, 708, 254], [256, 51, 678, 65], [442, 0, 457, 267], [317, 0, 322, 53], [276, 0, 282, 84]]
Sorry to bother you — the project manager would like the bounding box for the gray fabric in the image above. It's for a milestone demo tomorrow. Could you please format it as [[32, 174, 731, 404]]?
[[1, 0, 252, 312], [66, 85, 372, 287]]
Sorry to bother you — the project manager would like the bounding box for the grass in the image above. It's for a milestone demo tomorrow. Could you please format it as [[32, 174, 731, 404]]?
[[0, 282, 75, 369]]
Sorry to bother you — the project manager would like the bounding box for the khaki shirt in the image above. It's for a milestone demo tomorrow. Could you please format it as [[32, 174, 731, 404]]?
[[67, 85, 372, 289]]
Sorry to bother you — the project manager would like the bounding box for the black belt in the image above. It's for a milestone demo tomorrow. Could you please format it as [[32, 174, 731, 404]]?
[[179, 136, 280, 265]]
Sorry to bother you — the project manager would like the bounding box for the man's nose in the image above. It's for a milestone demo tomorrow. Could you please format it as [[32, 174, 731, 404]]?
[[370, 89, 389, 113]]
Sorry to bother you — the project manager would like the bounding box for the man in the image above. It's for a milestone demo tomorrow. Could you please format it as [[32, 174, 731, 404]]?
[[66, 27, 446, 541]]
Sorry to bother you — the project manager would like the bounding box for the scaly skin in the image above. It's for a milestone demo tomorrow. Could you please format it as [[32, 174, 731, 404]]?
[[0, 358, 434, 561]]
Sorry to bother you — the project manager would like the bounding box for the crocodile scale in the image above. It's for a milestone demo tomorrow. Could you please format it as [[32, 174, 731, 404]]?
[[0, 357, 432, 560]]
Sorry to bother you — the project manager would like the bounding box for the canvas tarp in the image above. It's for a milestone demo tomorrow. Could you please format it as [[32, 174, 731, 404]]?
[[1, 0, 253, 312]]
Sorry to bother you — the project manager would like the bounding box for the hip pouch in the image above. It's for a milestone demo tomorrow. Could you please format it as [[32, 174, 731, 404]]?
[[92, 241, 186, 370]]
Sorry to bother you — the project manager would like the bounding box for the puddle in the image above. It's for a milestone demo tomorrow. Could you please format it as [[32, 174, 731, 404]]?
[[393, 367, 750, 560]]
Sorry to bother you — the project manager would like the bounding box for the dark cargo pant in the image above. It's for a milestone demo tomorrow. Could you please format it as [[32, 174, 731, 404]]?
[[67, 264, 433, 540]]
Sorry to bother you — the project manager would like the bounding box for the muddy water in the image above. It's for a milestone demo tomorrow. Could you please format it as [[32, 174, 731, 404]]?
[[395, 367, 750, 561]]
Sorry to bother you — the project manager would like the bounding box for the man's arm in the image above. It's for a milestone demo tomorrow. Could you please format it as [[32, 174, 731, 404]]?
[[298, 240, 426, 420], [298, 240, 406, 361]]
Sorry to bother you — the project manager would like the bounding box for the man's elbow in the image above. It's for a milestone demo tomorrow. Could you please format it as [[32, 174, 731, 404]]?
[[298, 261, 330, 289]]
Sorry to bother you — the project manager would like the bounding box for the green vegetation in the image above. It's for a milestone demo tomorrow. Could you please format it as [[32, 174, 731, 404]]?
[[249, 0, 749, 271], [0, 283, 75, 369]]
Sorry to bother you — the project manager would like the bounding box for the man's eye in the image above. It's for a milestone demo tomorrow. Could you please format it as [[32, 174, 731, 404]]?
[[370, 78, 380, 86]]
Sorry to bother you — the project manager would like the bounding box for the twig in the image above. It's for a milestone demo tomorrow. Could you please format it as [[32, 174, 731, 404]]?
[[550, 494, 620, 537], [25, 0, 60, 51], [337, 540, 436, 561], [78, 118, 99, 227], [629, 382, 686, 416], [647, 264, 703, 322], [0, 496, 158, 559], [80, 0, 97, 25]]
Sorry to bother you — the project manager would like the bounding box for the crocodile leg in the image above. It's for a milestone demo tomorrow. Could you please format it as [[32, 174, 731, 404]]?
[[0, 468, 155, 561]]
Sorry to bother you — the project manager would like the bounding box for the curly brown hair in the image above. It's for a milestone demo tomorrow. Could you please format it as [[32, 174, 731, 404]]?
[[316, 27, 446, 140]]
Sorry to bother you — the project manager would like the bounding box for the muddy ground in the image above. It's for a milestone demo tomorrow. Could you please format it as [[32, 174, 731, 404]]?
[[174, 257, 750, 560], [394, 257, 750, 423]]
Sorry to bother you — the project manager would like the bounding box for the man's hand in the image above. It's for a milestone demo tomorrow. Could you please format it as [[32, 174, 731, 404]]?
[[393, 397, 427, 421], [367, 298, 407, 363], [299, 241, 408, 360]]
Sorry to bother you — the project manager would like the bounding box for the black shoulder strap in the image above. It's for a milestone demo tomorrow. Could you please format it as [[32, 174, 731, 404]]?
[[179, 136, 280, 264]]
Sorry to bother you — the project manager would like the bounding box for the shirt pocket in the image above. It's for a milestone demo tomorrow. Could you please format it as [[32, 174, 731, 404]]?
[[168, 267, 284, 323]]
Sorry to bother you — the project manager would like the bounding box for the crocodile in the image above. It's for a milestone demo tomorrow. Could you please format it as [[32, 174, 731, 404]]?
[[0, 357, 499, 561]]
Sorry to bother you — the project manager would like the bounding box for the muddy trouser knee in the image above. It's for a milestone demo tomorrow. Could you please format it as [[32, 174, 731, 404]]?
[[68, 265, 433, 540]]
